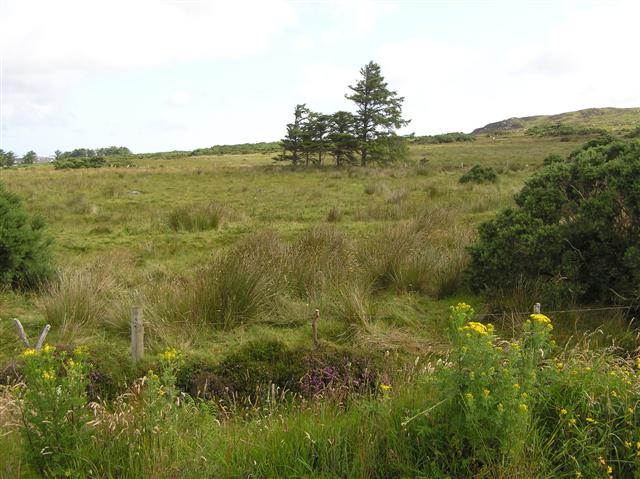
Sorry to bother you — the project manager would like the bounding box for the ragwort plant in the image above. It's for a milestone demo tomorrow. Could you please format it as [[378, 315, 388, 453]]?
[[409, 303, 554, 476], [17, 345, 90, 478]]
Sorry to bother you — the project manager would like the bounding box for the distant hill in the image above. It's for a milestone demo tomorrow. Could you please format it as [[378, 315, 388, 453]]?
[[473, 107, 640, 136]]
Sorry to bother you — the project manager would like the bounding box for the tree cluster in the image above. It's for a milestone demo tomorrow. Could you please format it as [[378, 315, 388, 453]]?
[[467, 137, 640, 305], [54, 146, 131, 160], [276, 62, 409, 167]]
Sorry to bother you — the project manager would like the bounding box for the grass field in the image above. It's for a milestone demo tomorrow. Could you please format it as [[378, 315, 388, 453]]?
[[1, 133, 637, 478]]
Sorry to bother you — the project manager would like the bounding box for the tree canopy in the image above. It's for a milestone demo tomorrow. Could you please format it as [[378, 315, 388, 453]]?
[[276, 62, 409, 167]]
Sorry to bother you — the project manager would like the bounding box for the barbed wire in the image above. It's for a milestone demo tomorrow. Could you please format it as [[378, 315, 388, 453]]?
[[476, 305, 636, 319]]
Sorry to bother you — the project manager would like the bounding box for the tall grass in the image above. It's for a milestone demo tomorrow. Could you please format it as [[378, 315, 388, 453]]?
[[166, 202, 227, 231], [189, 231, 285, 329], [38, 263, 128, 336]]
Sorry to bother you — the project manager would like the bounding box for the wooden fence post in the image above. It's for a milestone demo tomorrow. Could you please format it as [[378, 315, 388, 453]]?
[[312, 309, 320, 348], [131, 306, 144, 364], [13, 319, 30, 348], [533, 303, 541, 314]]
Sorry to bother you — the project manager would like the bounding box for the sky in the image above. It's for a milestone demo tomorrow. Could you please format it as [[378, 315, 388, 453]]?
[[0, 0, 639, 156]]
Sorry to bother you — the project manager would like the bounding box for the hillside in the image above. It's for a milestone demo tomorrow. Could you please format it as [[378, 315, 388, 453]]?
[[472, 106, 640, 136]]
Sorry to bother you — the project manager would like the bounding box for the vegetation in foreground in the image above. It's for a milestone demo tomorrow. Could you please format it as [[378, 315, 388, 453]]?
[[4, 305, 640, 478], [1, 127, 639, 477]]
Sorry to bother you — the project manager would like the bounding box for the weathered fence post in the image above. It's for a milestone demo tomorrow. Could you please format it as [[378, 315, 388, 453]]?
[[13, 319, 30, 348], [35, 324, 51, 351], [533, 303, 541, 314], [312, 309, 320, 348], [131, 306, 144, 364]]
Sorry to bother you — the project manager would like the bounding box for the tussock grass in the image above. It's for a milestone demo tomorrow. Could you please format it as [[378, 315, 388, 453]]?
[[189, 231, 285, 330], [38, 261, 128, 336], [166, 202, 228, 232]]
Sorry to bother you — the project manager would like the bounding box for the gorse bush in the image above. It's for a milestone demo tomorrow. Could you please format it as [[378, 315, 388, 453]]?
[[459, 164, 498, 184], [0, 182, 52, 289], [468, 138, 640, 304]]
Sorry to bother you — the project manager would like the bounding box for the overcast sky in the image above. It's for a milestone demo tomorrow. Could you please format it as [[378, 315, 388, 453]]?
[[1, 0, 638, 156]]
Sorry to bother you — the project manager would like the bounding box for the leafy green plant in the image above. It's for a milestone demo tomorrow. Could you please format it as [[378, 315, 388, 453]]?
[[459, 164, 498, 184], [17, 345, 90, 477], [0, 182, 52, 289]]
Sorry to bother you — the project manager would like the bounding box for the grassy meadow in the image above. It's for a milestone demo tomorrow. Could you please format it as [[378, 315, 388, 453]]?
[[1, 134, 638, 478]]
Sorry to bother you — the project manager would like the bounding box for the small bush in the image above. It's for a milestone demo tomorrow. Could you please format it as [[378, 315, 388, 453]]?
[[166, 202, 227, 232], [459, 164, 498, 184], [0, 182, 52, 289]]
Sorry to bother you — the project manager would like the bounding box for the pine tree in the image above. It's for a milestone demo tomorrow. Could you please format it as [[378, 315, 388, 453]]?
[[328, 111, 358, 167], [277, 104, 309, 165], [346, 61, 409, 165], [21, 151, 37, 165]]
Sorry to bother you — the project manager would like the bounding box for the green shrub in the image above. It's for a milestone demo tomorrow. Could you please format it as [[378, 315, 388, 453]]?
[[468, 138, 640, 304], [0, 182, 52, 289], [53, 156, 106, 169], [525, 122, 606, 137], [459, 164, 498, 184]]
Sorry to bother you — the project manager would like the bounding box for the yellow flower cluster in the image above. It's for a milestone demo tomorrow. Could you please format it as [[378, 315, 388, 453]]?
[[42, 344, 56, 354], [21, 348, 37, 357], [161, 347, 179, 361], [41, 369, 55, 381], [462, 321, 494, 336], [73, 346, 88, 357], [379, 383, 392, 392], [453, 302, 473, 314], [530, 313, 553, 329]]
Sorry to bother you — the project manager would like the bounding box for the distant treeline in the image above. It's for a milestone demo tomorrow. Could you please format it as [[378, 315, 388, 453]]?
[[408, 132, 475, 144], [53, 156, 135, 170], [54, 146, 132, 159], [524, 122, 607, 137], [191, 142, 280, 156]]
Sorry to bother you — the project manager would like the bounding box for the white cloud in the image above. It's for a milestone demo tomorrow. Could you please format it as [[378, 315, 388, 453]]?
[[168, 89, 193, 107], [0, 0, 296, 125]]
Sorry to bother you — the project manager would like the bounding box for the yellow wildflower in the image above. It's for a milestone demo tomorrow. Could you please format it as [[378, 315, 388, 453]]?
[[513, 383, 521, 390], [568, 418, 577, 426], [636, 357, 640, 369], [453, 303, 473, 314], [575, 472, 582, 478], [497, 403, 504, 413], [530, 313, 551, 325], [379, 383, 392, 392], [41, 369, 55, 381], [21, 348, 37, 357], [586, 417, 596, 424], [599, 457, 606, 465], [560, 408, 568, 416], [462, 322, 489, 335], [73, 346, 88, 357], [519, 403, 528, 413], [636, 441, 640, 450], [625, 440, 632, 448], [161, 348, 178, 361], [555, 362, 564, 370], [482, 388, 490, 397], [464, 392, 474, 401], [607, 466, 612, 474], [42, 344, 55, 354]]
